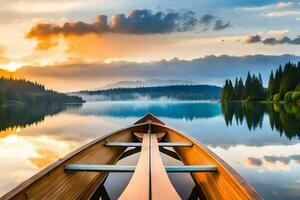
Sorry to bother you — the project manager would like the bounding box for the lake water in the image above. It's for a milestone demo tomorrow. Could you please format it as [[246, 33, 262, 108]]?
[[0, 101, 299, 199]]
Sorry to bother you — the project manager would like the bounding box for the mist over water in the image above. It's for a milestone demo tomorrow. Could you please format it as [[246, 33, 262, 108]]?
[[0, 101, 299, 199]]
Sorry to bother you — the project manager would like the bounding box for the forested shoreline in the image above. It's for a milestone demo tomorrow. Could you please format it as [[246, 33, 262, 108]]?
[[76, 85, 222, 100], [0, 77, 84, 105], [221, 61, 300, 103]]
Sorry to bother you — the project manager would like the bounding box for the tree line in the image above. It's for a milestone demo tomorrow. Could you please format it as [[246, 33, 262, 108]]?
[[221, 72, 266, 101], [267, 61, 300, 102], [79, 85, 222, 100], [221, 61, 300, 103], [0, 77, 84, 105]]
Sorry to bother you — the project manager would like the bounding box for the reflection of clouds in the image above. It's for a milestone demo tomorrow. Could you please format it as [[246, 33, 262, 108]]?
[[0, 127, 21, 138], [264, 155, 300, 165], [210, 143, 300, 173], [0, 134, 81, 196], [245, 154, 300, 172], [19, 113, 128, 142], [29, 149, 60, 169], [247, 157, 263, 166]]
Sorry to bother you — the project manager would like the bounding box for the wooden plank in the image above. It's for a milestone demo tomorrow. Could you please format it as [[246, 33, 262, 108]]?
[[165, 165, 217, 172], [159, 142, 192, 147], [105, 142, 142, 147], [65, 165, 135, 172], [105, 142, 191, 147], [118, 134, 150, 200], [150, 134, 181, 200], [64, 164, 217, 173]]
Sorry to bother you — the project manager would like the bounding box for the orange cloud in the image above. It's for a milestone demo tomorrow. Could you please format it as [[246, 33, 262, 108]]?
[[63, 33, 171, 62], [26, 9, 230, 51], [0, 46, 11, 64]]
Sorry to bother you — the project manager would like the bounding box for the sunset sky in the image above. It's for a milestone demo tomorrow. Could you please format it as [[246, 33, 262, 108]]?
[[1, 0, 300, 91]]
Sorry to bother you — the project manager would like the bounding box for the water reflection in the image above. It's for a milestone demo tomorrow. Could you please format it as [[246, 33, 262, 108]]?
[[221, 102, 300, 139], [0, 103, 82, 136], [68, 101, 221, 120], [0, 101, 299, 200]]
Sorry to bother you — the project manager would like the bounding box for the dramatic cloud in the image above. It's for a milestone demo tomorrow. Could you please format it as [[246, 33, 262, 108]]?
[[245, 35, 300, 45], [245, 35, 261, 43], [213, 19, 230, 31], [26, 9, 230, 50], [200, 14, 215, 25]]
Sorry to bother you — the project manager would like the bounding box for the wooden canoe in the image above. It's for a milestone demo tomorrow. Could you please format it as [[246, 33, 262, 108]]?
[[1, 113, 262, 200]]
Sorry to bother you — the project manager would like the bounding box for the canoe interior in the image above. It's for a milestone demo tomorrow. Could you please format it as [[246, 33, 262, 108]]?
[[1, 113, 261, 200]]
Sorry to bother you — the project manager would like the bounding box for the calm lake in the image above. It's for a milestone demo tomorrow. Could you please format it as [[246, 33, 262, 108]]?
[[0, 101, 300, 199]]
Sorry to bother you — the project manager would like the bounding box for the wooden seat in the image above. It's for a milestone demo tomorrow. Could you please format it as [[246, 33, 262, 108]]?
[[64, 165, 135, 172], [105, 142, 142, 147], [105, 142, 192, 147], [64, 164, 217, 173], [166, 165, 217, 172]]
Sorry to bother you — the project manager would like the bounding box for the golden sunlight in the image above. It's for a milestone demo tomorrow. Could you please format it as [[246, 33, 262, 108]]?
[[1, 62, 24, 72]]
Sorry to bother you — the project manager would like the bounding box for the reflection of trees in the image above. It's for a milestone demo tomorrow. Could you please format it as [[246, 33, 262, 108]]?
[[221, 102, 266, 130], [0, 104, 82, 133], [74, 102, 221, 121], [268, 104, 300, 139], [221, 102, 300, 139]]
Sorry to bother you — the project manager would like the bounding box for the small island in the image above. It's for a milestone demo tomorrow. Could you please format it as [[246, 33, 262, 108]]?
[[0, 77, 84, 105], [221, 61, 300, 103]]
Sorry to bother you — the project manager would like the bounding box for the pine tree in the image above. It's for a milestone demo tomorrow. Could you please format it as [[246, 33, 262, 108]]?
[[0, 84, 3, 105], [228, 80, 234, 100], [221, 79, 229, 101], [273, 69, 280, 94], [244, 72, 252, 100], [237, 78, 244, 100], [234, 78, 238, 100], [268, 71, 274, 96]]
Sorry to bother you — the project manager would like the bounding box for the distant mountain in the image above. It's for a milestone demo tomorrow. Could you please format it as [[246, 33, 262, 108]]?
[[74, 85, 222, 101], [100, 79, 196, 89], [2, 54, 300, 92]]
